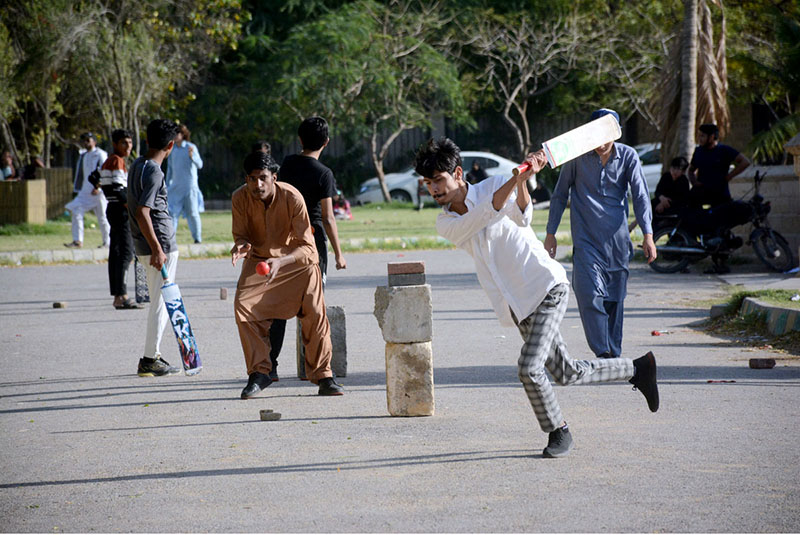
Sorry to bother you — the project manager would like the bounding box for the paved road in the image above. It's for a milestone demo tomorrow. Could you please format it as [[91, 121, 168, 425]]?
[[1, 250, 798, 532]]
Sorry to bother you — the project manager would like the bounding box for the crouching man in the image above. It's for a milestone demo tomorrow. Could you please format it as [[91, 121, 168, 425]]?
[[231, 151, 344, 398]]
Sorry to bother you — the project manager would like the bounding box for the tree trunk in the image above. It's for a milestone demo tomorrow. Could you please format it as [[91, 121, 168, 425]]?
[[370, 125, 392, 202], [0, 114, 21, 169], [678, 0, 698, 160], [502, 107, 526, 161]]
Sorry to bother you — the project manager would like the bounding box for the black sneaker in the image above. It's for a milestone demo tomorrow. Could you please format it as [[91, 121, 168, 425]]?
[[318, 377, 344, 396], [543, 426, 573, 458], [630, 351, 659, 412], [138, 357, 181, 377]]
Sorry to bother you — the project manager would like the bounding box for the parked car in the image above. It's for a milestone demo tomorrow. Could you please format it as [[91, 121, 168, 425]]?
[[633, 142, 662, 194], [355, 151, 521, 205]]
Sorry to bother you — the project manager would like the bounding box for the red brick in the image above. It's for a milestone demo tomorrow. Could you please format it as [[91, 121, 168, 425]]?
[[387, 261, 425, 275]]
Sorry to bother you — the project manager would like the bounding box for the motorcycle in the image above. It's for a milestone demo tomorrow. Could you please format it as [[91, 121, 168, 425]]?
[[649, 171, 796, 274]]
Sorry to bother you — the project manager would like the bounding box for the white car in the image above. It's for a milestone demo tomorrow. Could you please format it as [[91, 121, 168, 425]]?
[[355, 151, 521, 205], [633, 142, 663, 195]]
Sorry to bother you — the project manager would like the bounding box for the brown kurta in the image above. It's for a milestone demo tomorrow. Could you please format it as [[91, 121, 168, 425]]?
[[232, 182, 332, 382]]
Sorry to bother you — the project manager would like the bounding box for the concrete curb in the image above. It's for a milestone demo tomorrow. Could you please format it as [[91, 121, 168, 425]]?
[[739, 296, 800, 336], [0, 231, 573, 265]]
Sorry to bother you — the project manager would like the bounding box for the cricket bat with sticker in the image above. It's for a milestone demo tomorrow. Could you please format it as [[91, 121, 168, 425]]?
[[160, 266, 202, 375], [513, 114, 622, 175]]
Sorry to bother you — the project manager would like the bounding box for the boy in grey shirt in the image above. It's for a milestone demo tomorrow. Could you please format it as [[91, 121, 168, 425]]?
[[127, 119, 182, 377]]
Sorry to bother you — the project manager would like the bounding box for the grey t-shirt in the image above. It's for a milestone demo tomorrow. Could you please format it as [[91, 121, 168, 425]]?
[[127, 156, 177, 256]]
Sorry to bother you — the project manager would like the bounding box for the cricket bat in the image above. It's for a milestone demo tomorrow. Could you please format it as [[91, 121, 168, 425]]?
[[512, 114, 622, 175], [160, 266, 202, 375]]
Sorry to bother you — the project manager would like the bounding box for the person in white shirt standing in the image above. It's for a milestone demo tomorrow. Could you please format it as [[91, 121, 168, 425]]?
[[414, 137, 659, 458], [64, 132, 111, 248]]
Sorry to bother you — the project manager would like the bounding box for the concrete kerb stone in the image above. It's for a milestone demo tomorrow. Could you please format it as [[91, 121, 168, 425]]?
[[373, 285, 433, 343], [739, 297, 800, 336]]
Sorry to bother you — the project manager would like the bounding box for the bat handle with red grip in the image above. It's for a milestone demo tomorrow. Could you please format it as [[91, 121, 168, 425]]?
[[512, 162, 532, 176]]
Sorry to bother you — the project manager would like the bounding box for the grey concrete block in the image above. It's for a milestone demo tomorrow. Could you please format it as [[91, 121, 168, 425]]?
[[374, 285, 432, 343], [385, 341, 434, 417], [388, 273, 426, 286], [296, 305, 347, 379], [328, 305, 347, 377], [710, 304, 727, 319]]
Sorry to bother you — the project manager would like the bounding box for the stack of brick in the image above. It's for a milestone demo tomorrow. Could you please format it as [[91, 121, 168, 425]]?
[[373, 261, 434, 417]]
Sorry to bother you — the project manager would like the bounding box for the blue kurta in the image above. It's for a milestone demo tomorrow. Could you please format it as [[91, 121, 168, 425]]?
[[546, 143, 652, 357], [166, 140, 204, 242]]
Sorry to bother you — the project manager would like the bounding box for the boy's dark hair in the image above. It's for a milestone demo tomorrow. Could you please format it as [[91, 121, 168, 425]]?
[[670, 156, 689, 171], [243, 151, 279, 175], [699, 123, 719, 137], [298, 116, 328, 151], [414, 137, 462, 178], [146, 119, 180, 151], [251, 140, 271, 155], [111, 129, 133, 144]]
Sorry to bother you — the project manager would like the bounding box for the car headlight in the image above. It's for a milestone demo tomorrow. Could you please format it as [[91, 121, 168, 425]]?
[[360, 183, 380, 193]]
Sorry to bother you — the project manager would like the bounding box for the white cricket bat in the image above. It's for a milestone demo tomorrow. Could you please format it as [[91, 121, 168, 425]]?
[[513, 114, 622, 175], [543, 114, 621, 167]]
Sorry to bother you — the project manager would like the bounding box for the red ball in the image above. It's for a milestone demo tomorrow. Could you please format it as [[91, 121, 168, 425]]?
[[256, 261, 270, 276]]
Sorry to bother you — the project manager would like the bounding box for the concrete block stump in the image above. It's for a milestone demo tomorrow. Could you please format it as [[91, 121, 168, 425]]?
[[385, 342, 434, 416], [374, 261, 434, 417], [374, 285, 432, 343], [296, 305, 347, 379]]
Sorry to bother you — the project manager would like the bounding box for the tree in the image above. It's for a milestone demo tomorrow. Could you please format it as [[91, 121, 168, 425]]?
[[655, 0, 729, 163], [464, 11, 590, 160], [67, 0, 246, 156], [274, 0, 471, 201], [1, 1, 105, 166], [0, 0, 245, 164]]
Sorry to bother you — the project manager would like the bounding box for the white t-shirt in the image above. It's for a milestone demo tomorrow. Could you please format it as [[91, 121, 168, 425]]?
[[436, 175, 568, 327]]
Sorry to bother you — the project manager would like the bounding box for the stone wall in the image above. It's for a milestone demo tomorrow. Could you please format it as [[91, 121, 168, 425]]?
[[728, 165, 799, 262]]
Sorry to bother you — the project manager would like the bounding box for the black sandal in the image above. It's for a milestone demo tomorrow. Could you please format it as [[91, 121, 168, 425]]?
[[114, 299, 143, 309]]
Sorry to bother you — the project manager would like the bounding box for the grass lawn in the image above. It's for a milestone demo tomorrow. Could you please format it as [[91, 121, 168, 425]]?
[[0, 202, 572, 252]]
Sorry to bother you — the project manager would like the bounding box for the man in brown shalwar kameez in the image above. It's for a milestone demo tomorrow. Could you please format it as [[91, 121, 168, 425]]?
[[231, 151, 344, 399]]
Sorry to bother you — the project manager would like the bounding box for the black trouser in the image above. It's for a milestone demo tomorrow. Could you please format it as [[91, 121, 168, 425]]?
[[107, 201, 135, 296], [268, 225, 328, 371]]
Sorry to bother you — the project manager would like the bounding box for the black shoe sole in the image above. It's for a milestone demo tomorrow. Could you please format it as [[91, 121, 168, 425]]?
[[632, 352, 659, 412]]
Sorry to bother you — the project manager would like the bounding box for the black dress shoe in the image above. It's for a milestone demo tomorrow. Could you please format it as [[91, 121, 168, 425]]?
[[241, 372, 272, 399], [318, 377, 344, 396]]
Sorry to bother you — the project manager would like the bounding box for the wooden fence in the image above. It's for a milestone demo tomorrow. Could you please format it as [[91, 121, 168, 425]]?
[[0, 168, 73, 225]]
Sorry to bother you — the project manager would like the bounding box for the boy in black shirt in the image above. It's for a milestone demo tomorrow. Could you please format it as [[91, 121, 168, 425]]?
[[653, 156, 691, 216], [269, 116, 347, 380]]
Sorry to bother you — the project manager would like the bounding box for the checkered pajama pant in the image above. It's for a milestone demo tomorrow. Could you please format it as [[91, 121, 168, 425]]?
[[515, 283, 635, 433]]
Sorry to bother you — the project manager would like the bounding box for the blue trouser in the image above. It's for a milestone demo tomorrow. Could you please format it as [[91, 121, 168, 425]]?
[[169, 189, 202, 242], [572, 257, 628, 358]]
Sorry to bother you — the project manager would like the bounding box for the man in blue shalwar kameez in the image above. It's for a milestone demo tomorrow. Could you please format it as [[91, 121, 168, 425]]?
[[544, 109, 657, 359], [166, 124, 204, 243]]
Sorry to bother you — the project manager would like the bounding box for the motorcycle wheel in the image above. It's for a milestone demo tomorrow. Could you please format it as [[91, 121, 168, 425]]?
[[751, 228, 795, 272], [650, 227, 694, 273]]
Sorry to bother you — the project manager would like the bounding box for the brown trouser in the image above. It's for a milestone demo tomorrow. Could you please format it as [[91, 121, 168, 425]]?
[[235, 262, 332, 384]]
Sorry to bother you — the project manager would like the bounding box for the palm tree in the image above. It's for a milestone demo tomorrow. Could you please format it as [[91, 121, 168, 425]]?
[[655, 0, 729, 164]]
